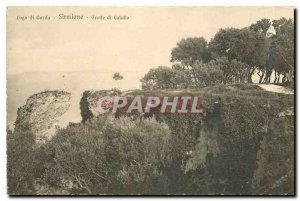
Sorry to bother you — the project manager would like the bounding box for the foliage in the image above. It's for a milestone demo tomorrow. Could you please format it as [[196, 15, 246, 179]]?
[[110, 88, 121, 94], [80, 90, 93, 123], [38, 117, 171, 195], [141, 66, 190, 90], [269, 18, 294, 84], [193, 58, 251, 86], [112, 72, 123, 80], [171, 37, 211, 65], [8, 17, 295, 195], [7, 85, 294, 195], [209, 27, 270, 68], [192, 61, 224, 86], [250, 18, 271, 36], [183, 90, 293, 195], [140, 18, 294, 88], [7, 125, 39, 195], [252, 115, 294, 194], [170, 37, 210, 86], [209, 27, 269, 83]]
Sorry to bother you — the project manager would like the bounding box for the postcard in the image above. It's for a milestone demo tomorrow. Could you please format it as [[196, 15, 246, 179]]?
[[6, 7, 294, 195]]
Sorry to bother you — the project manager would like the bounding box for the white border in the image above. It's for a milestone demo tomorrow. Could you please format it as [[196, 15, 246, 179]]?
[[2, 0, 300, 6], [1, 0, 298, 200]]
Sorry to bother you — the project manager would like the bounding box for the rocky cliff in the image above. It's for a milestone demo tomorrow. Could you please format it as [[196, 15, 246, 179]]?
[[79, 84, 294, 194], [80, 89, 122, 122], [11, 84, 294, 194], [15, 90, 71, 144]]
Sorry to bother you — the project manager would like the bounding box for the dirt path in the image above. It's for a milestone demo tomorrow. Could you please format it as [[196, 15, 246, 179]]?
[[257, 84, 294, 95]]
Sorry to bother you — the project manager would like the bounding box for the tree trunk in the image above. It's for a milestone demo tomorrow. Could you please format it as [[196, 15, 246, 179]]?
[[282, 73, 287, 83], [257, 70, 265, 84], [274, 71, 278, 83], [263, 69, 272, 83], [247, 68, 255, 83]]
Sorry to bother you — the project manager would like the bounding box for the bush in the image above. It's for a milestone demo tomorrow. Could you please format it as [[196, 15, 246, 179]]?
[[141, 66, 190, 90], [38, 117, 171, 195], [193, 58, 251, 86], [80, 91, 93, 123], [7, 125, 40, 195], [252, 115, 294, 194], [8, 86, 294, 195]]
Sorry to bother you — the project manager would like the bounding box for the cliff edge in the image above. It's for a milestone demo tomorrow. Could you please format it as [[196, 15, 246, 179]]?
[[15, 90, 71, 144]]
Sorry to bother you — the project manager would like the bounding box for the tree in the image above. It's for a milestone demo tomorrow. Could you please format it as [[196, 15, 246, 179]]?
[[269, 18, 294, 84], [170, 37, 210, 85], [113, 72, 124, 90], [246, 18, 294, 84], [209, 27, 270, 83], [250, 18, 271, 36], [141, 66, 190, 90], [249, 19, 273, 83], [193, 58, 250, 86], [193, 61, 224, 86], [113, 72, 123, 81], [171, 37, 210, 65]]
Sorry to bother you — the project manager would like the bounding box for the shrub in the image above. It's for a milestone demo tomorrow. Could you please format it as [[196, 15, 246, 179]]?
[[7, 125, 39, 195], [80, 91, 93, 123], [39, 117, 171, 195], [141, 66, 190, 90]]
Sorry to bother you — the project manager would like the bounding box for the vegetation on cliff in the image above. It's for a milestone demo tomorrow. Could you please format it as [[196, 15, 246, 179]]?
[[7, 84, 294, 195], [141, 18, 294, 88], [7, 17, 294, 195]]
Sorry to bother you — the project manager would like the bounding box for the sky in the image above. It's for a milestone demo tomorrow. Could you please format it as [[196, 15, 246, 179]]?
[[7, 7, 294, 76]]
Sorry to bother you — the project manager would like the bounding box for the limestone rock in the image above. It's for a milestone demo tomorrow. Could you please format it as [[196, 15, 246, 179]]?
[[15, 90, 71, 144]]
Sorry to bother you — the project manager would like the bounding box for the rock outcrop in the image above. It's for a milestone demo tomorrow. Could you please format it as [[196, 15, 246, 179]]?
[[15, 90, 71, 144], [80, 90, 121, 123]]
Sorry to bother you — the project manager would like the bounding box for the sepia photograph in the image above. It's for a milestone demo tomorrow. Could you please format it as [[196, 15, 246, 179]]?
[[6, 6, 294, 195]]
